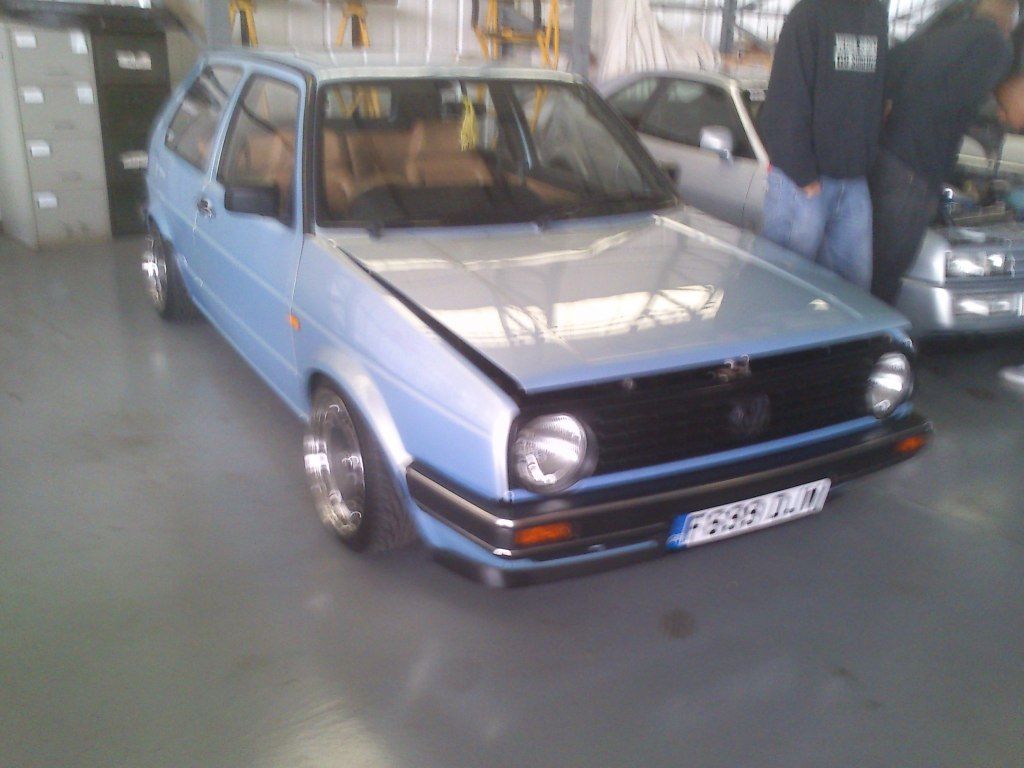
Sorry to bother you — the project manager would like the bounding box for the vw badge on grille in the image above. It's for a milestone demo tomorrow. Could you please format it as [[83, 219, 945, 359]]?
[[714, 356, 752, 383], [727, 393, 771, 440]]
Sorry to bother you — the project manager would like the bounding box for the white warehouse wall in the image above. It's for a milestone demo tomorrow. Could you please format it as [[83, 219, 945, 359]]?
[[231, 0, 480, 61]]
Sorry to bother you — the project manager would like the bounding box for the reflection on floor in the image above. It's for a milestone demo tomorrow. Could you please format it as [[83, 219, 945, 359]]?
[[1, 236, 1022, 768]]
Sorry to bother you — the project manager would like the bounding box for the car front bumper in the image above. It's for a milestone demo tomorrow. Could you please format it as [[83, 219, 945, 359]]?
[[408, 412, 932, 586], [898, 276, 1024, 335]]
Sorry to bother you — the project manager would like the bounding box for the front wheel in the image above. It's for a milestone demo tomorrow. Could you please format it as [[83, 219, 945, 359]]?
[[303, 386, 417, 552]]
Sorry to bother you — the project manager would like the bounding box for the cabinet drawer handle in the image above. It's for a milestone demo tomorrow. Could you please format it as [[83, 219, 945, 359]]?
[[120, 151, 149, 171], [115, 50, 153, 71]]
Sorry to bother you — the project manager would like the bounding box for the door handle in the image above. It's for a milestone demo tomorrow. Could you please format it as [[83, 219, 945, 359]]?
[[196, 197, 215, 218]]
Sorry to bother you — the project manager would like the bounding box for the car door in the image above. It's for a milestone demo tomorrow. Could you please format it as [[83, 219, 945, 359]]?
[[192, 68, 306, 404], [152, 65, 242, 288], [634, 79, 759, 227]]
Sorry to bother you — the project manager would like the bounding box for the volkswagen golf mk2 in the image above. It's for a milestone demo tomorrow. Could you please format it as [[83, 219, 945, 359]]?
[[143, 50, 930, 585]]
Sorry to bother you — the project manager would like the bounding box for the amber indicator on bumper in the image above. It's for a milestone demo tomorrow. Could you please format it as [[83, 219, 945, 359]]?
[[895, 434, 929, 455], [513, 522, 575, 548]]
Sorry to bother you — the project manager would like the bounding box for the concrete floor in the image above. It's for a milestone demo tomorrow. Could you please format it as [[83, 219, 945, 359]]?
[[1, 235, 1022, 768]]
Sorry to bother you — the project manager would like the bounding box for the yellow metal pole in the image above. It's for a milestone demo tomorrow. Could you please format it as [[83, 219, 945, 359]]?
[[334, 15, 350, 48], [228, 0, 258, 46], [336, 2, 371, 49]]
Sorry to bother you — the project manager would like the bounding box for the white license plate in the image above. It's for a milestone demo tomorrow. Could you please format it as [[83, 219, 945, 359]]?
[[666, 479, 831, 550]]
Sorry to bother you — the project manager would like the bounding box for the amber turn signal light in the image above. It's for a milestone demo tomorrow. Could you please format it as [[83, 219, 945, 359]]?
[[894, 434, 928, 454], [513, 522, 575, 548]]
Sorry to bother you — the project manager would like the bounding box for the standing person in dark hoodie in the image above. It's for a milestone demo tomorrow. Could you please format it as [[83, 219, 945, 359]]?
[[870, 0, 1017, 304], [757, 0, 888, 289]]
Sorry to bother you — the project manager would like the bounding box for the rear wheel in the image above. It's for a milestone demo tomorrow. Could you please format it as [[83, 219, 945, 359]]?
[[143, 229, 197, 321], [303, 386, 417, 552]]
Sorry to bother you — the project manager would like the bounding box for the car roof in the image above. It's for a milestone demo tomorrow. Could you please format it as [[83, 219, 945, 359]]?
[[601, 68, 767, 93], [204, 46, 581, 84]]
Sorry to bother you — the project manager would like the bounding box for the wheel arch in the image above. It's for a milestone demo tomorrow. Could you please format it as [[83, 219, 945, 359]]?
[[146, 210, 174, 248], [304, 369, 422, 551], [303, 360, 412, 481]]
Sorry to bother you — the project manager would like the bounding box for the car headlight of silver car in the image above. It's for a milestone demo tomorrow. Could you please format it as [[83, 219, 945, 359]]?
[[512, 414, 594, 493], [866, 352, 913, 418], [945, 249, 1015, 278]]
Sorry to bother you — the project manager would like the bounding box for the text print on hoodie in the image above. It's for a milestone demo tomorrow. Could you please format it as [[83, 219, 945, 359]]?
[[758, 0, 889, 188]]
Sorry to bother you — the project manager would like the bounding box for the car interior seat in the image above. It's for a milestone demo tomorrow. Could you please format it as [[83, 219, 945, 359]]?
[[405, 119, 493, 187]]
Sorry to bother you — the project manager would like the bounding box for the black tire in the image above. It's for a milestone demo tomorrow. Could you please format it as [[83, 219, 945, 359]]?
[[304, 385, 418, 552], [144, 227, 198, 321]]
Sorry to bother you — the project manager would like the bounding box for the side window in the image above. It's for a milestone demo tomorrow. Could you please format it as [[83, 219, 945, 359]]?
[[165, 65, 242, 171], [640, 81, 755, 160], [606, 78, 658, 128], [218, 76, 301, 223]]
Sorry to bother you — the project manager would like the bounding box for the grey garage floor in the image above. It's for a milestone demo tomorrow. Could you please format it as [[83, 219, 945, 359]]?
[[1, 235, 1022, 768]]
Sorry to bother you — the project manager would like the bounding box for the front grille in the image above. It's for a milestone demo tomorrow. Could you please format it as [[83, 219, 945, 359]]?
[[517, 337, 891, 478]]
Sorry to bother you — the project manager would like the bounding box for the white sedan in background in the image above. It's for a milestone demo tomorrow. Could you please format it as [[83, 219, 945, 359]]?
[[602, 70, 1024, 336]]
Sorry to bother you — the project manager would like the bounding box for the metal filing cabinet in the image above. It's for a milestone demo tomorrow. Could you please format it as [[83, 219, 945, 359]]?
[[0, 22, 110, 248], [92, 26, 170, 235]]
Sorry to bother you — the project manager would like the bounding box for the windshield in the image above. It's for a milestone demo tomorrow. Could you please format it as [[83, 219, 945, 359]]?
[[316, 78, 676, 229]]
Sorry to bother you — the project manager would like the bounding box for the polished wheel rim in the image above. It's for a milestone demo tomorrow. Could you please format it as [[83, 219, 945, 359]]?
[[142, 237, 168, 311], [304, 395, 366, 538]]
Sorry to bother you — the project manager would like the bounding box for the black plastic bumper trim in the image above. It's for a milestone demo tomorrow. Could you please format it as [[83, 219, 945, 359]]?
[[408, 413, 932, 563], [431, 543, 660, 588]]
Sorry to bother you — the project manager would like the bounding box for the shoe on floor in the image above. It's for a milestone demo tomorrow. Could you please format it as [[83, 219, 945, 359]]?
[[999, 364, 1024, 389]]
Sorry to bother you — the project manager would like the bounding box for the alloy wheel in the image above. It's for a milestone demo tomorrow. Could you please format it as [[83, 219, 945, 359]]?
[[304, 393, 367, 538], [142, 236, 168, 311]]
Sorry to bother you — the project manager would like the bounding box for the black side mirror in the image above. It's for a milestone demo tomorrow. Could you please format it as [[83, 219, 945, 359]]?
[[224, 184, 281, 219]]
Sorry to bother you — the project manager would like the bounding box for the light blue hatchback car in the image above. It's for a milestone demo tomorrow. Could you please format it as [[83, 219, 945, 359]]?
[[144, 49, 931, 585]]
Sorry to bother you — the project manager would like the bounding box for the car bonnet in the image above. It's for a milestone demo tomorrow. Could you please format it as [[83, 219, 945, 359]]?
[[330, 207, 908, 393]]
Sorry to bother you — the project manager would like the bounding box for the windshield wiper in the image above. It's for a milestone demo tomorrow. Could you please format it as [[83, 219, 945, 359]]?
[[359, 218, 385, 239], [533, 192, 675, 229], [356, 215, 448, 236]]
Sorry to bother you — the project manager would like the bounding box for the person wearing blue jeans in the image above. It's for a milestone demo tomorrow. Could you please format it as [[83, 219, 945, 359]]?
[[756, 0, 888, 290], [762, 169, 873, 288]]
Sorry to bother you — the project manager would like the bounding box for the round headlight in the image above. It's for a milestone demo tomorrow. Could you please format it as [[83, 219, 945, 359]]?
[[513, 414, 593, 494], [867, 352, 913, 418]]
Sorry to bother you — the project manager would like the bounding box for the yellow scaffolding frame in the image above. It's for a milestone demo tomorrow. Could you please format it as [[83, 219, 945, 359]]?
[[334, 1, 372, 48], [472, 0, 560, 132], [472, 0, 561, 69], [331, 2, 379, 117], [228, 0, 259, 47]]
